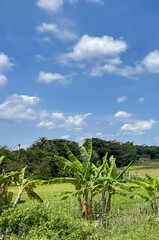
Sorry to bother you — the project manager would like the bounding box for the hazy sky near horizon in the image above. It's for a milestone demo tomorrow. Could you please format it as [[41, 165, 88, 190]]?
[[1, 0, 159, 149]]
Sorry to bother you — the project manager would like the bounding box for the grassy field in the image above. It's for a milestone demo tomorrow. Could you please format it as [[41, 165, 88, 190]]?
[[127, 159, 159, 177], [1, 161, 159, 239]]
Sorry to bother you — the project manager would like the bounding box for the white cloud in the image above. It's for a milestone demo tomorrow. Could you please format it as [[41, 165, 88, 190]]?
[[117, 96, 127, 103], [37, 112, 92, 130], [36, 0, 64, 13], [114, 111, 133, 118], [38, 71, 72, 85], [34, 54, 48, 62], [36, 22, 77, 41], [36, 23, 58, 33], [39, 110, 50, 119], [0, 75, 7, 87], [120, 120, 156, 135], [0, 53, 13, 72], [90, 63, 143, 78], [52, 112, 65, 120], [87, 0, 104, 4], [36, 0, 77, 13], [0, 94, 40, 121], [61, 135, 70, 139], [143, 50, 159, 73], [0, 52, 14, 88], [138, 97, 145, 103], [61, 35, 127, 62]]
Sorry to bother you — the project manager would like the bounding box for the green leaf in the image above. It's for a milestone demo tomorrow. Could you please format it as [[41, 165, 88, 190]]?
[[113, 181, 131, 191], [116, 161, 133, 180], [0, 172, 20, 186], [132, 180, 150, 188], [95, 153, 108, 179], [64, 145, 84, 173], [151, 176, 157, 189], [107, 156, 116, 178], [55, 155, 83, 177], [0, 156, 5, 166], [78, 143, 89, 175], [46, 177, 87, 186], [87, 139, 92, 161], [145, 174, 153, 181], [25, 187, 43, 203]]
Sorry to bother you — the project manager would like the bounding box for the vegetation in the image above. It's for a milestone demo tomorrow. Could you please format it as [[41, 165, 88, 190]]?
[[1, 137, 159, 180], [1, 138, 159, 239]]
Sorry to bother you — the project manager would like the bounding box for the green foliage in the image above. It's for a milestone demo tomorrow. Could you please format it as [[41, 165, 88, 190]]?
[[132, 174, 159, 214], [0, 183, 159, 240], [0, 203, 94, 239]]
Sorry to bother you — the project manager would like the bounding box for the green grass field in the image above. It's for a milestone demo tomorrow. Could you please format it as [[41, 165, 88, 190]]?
[[127, 159, 159, 177], [1, 161, 159, 239]]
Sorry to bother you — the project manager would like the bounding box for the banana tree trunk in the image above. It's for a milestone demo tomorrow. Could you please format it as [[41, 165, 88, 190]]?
[[0, 187, 4, 215], [88, 193, 93, 219], [99, 191, 106, 225], [11, 188, 24, 212], [150, 201, 154, 213], [82, 194, 88, 220], [106, 193, 112, 214], [78, 196, 82, 211], [153, 194, 158, 215]]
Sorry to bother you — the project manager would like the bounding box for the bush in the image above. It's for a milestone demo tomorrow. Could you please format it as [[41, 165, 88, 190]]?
[[0, 203, 94, 239]]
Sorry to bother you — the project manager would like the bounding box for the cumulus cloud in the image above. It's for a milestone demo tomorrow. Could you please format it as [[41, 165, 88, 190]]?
[[61, 35, 127, 63], [114, 111, 133, 118], [0, 52, 14, 87], [36, 0, 77, 13], [36, 0, 64, 13], [0, 53, 13, 72], [38, 71, 72, 85], [36, 22, 77, 41], [0, 75, 7, 87], [117, 96, 127, 103], [120, 120, 156, 135], [142, 50, 159, 73], [36, 23, 58, 33], [39, 110, 50, 119], [0, 94, 40, 121], [37, 112, 92, 131], [90, 63, 143, 78]]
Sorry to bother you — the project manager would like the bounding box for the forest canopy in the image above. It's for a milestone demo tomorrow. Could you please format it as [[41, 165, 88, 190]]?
[[0, 137, 158, 180]]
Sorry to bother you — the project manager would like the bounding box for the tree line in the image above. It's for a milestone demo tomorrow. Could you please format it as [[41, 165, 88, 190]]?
[[0, 137, 159, 180]]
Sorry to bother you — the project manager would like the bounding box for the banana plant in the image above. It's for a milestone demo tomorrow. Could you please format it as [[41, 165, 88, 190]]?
[[89, 155, 132, 224], [55, 140, 132, 222], [132, 173, 159, 215], [12, 167, 44, 212], [55, 139, 94, 220], [0, 156, 20, 214]]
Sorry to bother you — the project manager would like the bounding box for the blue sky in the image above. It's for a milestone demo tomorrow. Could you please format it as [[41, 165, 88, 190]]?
[[1, 0, 159, 149]]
